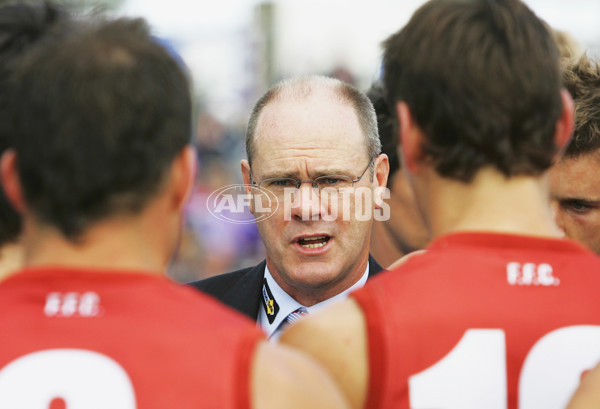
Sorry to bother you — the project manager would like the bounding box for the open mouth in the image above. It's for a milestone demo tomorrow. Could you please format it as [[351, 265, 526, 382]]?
[[297, 235, 331, 249]]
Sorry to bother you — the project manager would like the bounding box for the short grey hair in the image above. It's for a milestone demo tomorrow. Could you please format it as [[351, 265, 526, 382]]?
[[245, 75, 381, 167]]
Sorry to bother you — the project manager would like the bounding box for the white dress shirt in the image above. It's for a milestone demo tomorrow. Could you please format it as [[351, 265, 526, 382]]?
[[259, 264, 369, 341]]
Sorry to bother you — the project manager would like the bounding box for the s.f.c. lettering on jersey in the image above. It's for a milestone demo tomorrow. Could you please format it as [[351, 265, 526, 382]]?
[[506, 262, 560, 286], [44, 292, 102, 318]]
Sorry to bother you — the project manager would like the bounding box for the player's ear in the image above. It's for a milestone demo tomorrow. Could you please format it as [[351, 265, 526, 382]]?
[[0, 149, 26, 214], [396, 102, 425, 173], [554, 89, 575, 154], [170, 145, 196, 211]]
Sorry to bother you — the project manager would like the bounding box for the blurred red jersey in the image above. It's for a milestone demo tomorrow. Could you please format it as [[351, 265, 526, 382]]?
[[352, 232, 600, 409], [0, 266, 264, 409]]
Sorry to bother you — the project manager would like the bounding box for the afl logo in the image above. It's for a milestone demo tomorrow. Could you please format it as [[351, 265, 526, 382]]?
[[206, 184, 279, 224]]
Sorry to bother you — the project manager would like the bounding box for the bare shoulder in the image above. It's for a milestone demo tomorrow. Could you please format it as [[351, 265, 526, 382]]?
[[280, 298, 368, 409], [280, 298, 366, 350], [387, 249, 427, 270], [567, 362, 600, 409], [251, 340, 349, 409]]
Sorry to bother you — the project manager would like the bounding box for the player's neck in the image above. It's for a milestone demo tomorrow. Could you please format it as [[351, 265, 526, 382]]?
[[0, 241, 24, 281], [20, 206, 178, 275], [423, 167, 562, 240], [370, 220, 406, 268]]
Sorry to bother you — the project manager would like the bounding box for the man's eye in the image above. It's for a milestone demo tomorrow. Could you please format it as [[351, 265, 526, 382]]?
[[270, 179, 296, 188], [563, 200, 593, 214], [323, 178, 343, 185]]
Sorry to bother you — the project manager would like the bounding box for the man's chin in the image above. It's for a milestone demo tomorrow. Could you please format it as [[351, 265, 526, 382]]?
[[283, 262, 343, 287]]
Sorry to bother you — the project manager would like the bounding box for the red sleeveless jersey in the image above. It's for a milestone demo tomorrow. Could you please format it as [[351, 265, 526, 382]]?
[[352, 232, 600, 409], [0, 266, 264, 409]]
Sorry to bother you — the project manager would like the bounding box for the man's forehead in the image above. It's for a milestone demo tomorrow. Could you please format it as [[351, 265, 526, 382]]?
[[556, 150, 600, 172], [254, 94, 365, 147], [260, 88, 354, 122], [551, 150, 600, 195]]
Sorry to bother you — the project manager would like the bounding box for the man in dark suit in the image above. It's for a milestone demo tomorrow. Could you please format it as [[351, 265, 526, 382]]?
[[190, 76, 389, 339]]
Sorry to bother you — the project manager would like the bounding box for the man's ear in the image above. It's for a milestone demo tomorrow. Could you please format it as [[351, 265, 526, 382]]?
[[170, 145, 196, 211], [373, 153, 389, 188], [241, 159, 255, 215], [241, 159, 252, 192], [373, 153, 389, 208], [554, 89, 575, 155], [396, 101, 425, 173], [0, 149, 26, 214]]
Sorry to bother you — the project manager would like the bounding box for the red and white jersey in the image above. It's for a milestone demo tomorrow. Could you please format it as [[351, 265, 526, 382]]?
[[0, 266, 264, 409], [352, 232, 600, 409]]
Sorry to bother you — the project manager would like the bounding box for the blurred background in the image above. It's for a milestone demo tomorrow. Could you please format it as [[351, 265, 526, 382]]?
[[80, 0, 600, 282]]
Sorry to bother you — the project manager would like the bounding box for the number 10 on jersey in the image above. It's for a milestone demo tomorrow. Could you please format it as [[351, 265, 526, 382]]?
[[409, 326, 600, 409]]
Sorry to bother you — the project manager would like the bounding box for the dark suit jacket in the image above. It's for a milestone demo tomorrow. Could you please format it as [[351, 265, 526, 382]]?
[[188, 255, 385, 321]]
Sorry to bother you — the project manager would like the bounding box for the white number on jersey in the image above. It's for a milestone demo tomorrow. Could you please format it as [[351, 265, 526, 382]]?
[[409, 326, 600, 409], [409, 329, 507, 409], [0, 349, 137, 409]]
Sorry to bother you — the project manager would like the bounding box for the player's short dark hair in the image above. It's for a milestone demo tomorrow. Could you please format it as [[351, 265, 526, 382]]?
[[383, 0, 563, 182], [562, 55, 600, 158], [0, 1, 68, 246], [367, 82, 398, 189], [8, 16, 192, 240]]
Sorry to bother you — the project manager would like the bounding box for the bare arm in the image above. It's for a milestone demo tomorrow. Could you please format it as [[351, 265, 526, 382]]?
[[279, 298, 369, 409], [567, 362, 600, 409], [252, 340, 350, 409]]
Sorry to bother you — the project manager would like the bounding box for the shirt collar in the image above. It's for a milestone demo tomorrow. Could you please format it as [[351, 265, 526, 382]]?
[[258, 263, 369, 340]]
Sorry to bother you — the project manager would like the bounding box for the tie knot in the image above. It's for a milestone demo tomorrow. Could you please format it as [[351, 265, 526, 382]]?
[[270, 306, 309, 340], [286, 307, 308, 325]]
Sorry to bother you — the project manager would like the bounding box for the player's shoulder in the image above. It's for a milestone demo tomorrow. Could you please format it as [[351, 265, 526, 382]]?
[[362, 247, 438, 291], [387, 249, 428, 270], [149, 279, 256, 330], [280, 299, 368, 377], [279, 299, 367, 408], [253, 341, 350, 409], [283, 298, 365, 344]]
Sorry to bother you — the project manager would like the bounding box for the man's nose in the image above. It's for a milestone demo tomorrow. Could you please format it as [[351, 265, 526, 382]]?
[[291, 182, 322, 221]]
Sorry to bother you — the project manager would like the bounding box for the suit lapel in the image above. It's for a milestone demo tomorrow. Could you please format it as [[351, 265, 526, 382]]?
[[367, 254, 386, 278], [222, 261, 266, 320]]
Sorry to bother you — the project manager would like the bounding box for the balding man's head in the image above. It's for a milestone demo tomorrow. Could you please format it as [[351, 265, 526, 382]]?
[[246, 76, 380, 167]]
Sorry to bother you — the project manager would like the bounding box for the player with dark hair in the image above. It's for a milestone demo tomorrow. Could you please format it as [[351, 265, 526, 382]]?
[[366, 82, 428, 267], [0, 1, 67, 279], [281, 1, 600, 408], [0, 9, 348, 409], [549, 55, 600, 254]]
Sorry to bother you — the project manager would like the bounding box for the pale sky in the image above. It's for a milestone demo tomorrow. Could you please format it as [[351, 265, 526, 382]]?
[[120, 0, 600, 122]]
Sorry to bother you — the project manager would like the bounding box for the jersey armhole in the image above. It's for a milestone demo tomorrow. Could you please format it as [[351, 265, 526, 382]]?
[[352, 288, 387, 409], [234, 330, 264, 409]]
